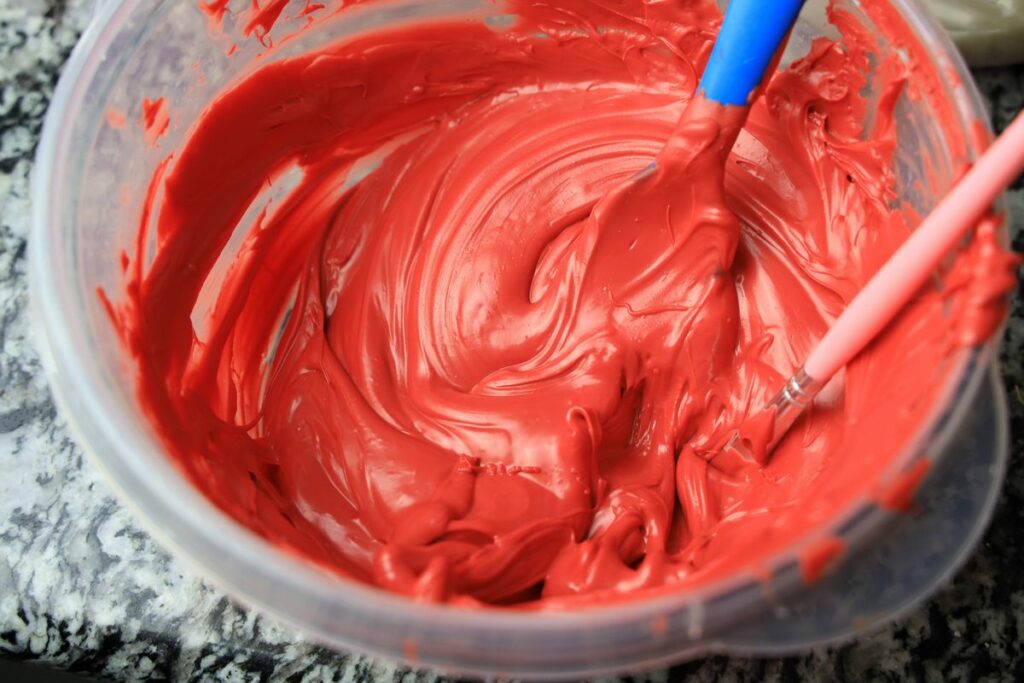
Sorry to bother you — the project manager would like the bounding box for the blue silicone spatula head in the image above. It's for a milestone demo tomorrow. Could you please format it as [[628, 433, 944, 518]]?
[[698, 0, 807, 107]]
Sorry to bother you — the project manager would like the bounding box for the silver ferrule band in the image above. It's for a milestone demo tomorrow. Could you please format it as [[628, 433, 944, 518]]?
[[766, 366, 826, 450]]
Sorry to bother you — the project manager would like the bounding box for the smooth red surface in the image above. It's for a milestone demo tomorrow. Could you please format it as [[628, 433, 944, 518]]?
[[107, 0, 1016, 608]]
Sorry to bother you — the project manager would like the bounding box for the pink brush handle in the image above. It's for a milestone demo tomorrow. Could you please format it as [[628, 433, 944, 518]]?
[[803, 111, 1024, 381]]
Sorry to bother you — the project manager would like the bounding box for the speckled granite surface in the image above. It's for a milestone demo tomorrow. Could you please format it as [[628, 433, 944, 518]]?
[[0, 1, 1022, 681]]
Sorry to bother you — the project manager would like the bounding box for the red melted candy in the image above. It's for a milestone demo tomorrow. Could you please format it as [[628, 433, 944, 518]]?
[[107, 0, 1016, 607]]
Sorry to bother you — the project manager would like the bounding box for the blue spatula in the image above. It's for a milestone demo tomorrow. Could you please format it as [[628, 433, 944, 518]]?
[[699, 0, 807, 108]]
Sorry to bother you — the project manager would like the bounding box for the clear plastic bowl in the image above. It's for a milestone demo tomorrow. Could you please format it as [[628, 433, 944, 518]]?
[[30, 0, 1009, 678]]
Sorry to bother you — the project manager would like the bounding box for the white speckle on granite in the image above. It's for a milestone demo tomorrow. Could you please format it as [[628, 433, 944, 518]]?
[[0, 1, 1022, 682]]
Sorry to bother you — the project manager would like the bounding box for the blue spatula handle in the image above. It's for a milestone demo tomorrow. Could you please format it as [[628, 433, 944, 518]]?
[[698, 0, 806, 106]]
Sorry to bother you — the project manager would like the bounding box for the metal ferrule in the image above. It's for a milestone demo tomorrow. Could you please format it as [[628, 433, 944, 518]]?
[[765, 366, 826, 450]]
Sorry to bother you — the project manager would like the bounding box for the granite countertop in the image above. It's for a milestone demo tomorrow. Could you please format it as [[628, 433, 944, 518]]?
[[1, 1, 1022, 681]]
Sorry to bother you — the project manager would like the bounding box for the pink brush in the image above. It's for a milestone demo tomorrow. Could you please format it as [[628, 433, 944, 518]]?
[[718, 109, 1024, 466]]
